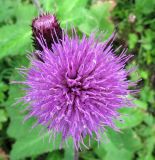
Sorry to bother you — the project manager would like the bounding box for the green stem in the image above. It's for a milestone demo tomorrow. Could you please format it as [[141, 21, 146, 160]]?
[[32, 0, 43, 14], [74, 147, 79, 160]]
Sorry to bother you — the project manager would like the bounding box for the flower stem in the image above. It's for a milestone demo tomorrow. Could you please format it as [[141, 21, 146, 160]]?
[[74, 147, 79, 160], [32, 0, 43, 14]]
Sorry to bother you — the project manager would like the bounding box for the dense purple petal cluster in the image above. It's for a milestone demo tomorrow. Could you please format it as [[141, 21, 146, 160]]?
[[19, 30, 137, 148]]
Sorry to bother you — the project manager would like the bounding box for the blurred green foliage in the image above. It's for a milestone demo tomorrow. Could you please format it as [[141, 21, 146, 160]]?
[[0, 0, 155, 160]]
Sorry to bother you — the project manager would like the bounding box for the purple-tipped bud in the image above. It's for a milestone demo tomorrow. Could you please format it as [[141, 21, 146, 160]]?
[[32, 13, 62, 51]]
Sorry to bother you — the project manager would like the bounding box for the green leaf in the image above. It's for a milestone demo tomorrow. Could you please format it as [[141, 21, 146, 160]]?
[[96, 137, 133, 160], [79, 1, 114, 38], [116, 99, 147, 129], [137, 136, 155, 160], [78, 10, 98, 35], [128, 33, 138, 49], [94, 145, 106, 160], [80, 150, 98, 160], [46, 150, 64, 160], [42, 0, 88, 27], [0, 82, 8, 102], [0, 123, 2, 130], [140, 86, 154, 103], [0, 0, 18, 23], [42, 0, 56, 13], [95, 129, 142, 160], [14, 3, 37, 24], [0, 24, 32, 59], [63, 138, 74, 160], [10, 129, 61, 160], [140, 70, 148, 79], [0, 109, 7, 123], [42, 0, 113, 39], [56, 0, 88, 14], [106, 129, 142, 152], [135, 0, 155, 15], [105, 147, 132, 160], [0, 109, 7, 130]]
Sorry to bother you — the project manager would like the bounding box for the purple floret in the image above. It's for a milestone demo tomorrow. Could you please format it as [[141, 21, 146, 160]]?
[[18, 30, 137, 149]]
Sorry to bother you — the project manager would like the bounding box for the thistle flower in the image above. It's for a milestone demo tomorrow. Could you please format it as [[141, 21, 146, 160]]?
[[19, 29, 137, 149]]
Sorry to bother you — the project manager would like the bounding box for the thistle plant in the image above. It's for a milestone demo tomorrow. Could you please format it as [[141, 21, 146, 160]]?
[[16, 3, 138, 160]]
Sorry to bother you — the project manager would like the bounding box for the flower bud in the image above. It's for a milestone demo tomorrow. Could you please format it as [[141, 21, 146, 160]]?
[[32, 13, 62, 51]]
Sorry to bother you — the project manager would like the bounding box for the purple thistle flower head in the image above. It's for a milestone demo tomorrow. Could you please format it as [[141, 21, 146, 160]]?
[[19, 29, 137, 149]]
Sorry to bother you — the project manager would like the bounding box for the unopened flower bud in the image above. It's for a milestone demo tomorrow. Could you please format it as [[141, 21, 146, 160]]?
[[32, 13, 62, 51]]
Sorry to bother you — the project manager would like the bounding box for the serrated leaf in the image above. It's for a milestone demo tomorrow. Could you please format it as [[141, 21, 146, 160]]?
[[10, 129, 61, 160], [95, 129, 142, 160], [96, 139, 132, 160], [0, 0, 18, 23], [42, 0, 88, 27], [116, 99, 147, 129], [106, 129, 142, 152], [0, 24, 32, 59], [56, 0, 88, 14], [105, 147, 132, 160], [14, 3, 37, 24], [79, 1, 114, 37]]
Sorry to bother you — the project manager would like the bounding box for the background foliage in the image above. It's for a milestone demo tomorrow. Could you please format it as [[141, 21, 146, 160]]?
[[0, 0, 155, 160]]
